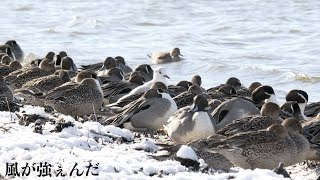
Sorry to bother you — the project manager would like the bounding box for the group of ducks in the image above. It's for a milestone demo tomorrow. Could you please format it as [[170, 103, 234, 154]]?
[[1, 41, 320, 172]]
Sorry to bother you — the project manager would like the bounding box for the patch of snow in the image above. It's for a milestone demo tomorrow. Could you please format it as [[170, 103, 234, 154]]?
[[131, 138, 159, 153], [176, 145, 198, 161], [19, 105, 48, 117]]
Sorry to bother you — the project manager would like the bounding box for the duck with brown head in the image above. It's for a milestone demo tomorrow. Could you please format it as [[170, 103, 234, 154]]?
[[217, 102, 283, 136], [207, 77, 242, 93], [45, 78, 103, 117], [198, 123, 297, 169], [0, 61, 22, 77], [173, 84, 209, 109], [1, 55, 13, 65], [0, 77, 13, 102], [102, 74, 144, 104], [115, 56, 132, 74], [80, 57, 116, 74], [164, 94, 216, 144], [7, 58, 55, 89], [132, 64, 153, 82], [106, 85, 177, 131], [5, 40, 24, 61], [149, 47, 183, 64]]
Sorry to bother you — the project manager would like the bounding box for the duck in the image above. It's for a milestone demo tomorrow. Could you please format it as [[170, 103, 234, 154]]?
[[173, 85, 208, 109], [281, 89, 309, 120], [80, 57, 116, 74], [98, 67, 124, 84], [1, 55, 13, 65], [164, 94, 217, 144], [191, 75, 206, 92], [0, 40, 24, 61], [200, 124, 297, 169], [6, 58, 55, 89], [281, 118, 310, 164], [15, 70, 71, 95], [0, 61, 23, 77], [207, 85, 236, 101], [149, 48, 183, 64], [14, 70, 71, 106], [0, 77, 13, 102], [211, 97, 260, 130], [207, 77, 242, 92], [45, 78, 103, 117], [217, 102, 283, 136], [236, 81, 262, 97], [251, 85, 278, 108], [168, 80, 192, 97], [115, 56, 132, 74], [128, 64, 154, 82], [102, 75, 145, 104], [106, 87, 177, 131]]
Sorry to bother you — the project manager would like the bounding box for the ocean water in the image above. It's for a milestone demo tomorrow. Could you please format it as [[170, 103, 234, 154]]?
[[1, 0, 320, 103]]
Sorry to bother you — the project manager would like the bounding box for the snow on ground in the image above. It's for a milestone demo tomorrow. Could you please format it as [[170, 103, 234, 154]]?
[[0, 105, 319, 179]]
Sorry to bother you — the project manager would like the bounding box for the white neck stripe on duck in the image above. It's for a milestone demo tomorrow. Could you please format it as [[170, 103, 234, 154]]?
[[265, 94, 278, 104], [297, 93, 308, 104], [298, 103, 309, 120], [295, 93, 308, 120]]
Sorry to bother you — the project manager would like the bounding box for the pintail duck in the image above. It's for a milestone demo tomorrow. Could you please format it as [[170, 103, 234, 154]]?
[[164, 94, 217, 144], [281, 89, 309, 120], [15, 70, 70, 95], [99, 67, 124, 84], [207, 77, 242, 92], [106, 87, 177, 131], [281, 118, 310, 164], [0, 40, 24, 61], [191, 75, 206, 92], [211, 97, 260, 130], [236, 81, 262, 97], [0, 61, 22, 77], [200, 124, 297, 169], [207, 85, 236, 101], [251, 85, 278, 108], [115, 56, 132, 74], [80, 57, 116, 74], [45, 78, 103, 116], [14, 70, 70, 106], [130, 64, 153, 82], [217, 102, 283, 136], [102, 75, 144, 104], [0, 77, 13, 102], [1, 55, 13, 65], [6, 58, 55, 89], [173, 85, 208, 109], [168, 80, 192, 97], [149, 47, 183, 64]]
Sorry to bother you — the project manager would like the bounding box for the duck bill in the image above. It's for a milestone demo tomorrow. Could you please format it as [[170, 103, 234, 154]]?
[[188, 103, 198, 112], [164, 75, 170, 79]]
